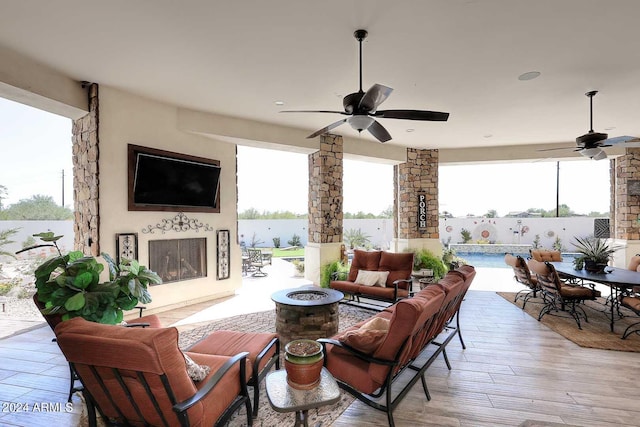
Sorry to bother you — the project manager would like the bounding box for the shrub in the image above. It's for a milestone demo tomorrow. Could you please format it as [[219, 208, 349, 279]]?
[[411, 249, 448, 281], [320, 260, 348, 288], [460, 228, 472, 243], [272, 237, 281, 248], [288, 234, 301, 247]]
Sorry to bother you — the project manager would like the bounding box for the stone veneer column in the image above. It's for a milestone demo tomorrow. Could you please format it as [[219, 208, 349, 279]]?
[[305, 134, 343, 285], [72, 83, 100, 256], [611, 148, 640, 265], [392, 148, 442, 255]]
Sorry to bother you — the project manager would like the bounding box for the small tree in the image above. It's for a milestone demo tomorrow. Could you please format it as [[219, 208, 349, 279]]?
[[249, 232, 264, 248], [532, 234, 541, 249], [0, 228, 19, 259], [288, 233, 301, 247], [343, 228, 371, 249], [272, 237, 281, 248], [460, 228, 472, 243]]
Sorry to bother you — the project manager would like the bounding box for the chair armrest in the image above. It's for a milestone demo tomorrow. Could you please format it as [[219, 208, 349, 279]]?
[[173, 351, 249, 413], [317, 338, 397, 366], [124, 322, 151, 328], [330, 271, 348, 281], [392, 278, 412, 290]]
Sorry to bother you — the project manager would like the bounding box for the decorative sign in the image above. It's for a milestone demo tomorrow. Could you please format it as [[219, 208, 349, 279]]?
[[142, 212, 213, 234], [217, 229, 230, 280], [417, 193, 427, 229], [115, 233, 138, 264]]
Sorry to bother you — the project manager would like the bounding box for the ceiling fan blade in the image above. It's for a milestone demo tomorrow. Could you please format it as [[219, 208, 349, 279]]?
[[281, 110, 348, 115], [359, 84, 393, 113], [537, 146, 575, 152], [367, 120, 392, 143], [306, 118, 348, 139], [374, 109, 449, 121], [603, 135, 640, 145]]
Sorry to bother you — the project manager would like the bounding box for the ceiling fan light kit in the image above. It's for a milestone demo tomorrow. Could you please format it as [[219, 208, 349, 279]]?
[[280, 29, 449, 143]]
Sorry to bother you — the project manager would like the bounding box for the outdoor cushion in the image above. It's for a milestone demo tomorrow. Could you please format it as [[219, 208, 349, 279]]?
[[338, 317, 390, 355], [347, 250, 382, 282], [354, 269, 389, 287]]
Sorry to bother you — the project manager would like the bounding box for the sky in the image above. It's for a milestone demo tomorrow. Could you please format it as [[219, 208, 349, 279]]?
[[1, 96, 610, 217]]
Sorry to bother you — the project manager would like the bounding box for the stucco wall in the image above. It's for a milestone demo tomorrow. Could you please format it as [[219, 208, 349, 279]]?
[[97, 87, 241, 312]]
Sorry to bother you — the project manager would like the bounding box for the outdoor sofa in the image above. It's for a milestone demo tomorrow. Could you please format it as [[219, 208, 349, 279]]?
[[319, 265, 476, 427]]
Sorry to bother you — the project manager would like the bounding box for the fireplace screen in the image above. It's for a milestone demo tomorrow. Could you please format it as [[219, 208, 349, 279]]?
[[149, 238, 207, 283]]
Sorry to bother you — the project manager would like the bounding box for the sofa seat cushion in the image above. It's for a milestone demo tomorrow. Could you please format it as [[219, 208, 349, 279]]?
[[187, 330, 278, 381], [184, 352, 243, 426], [325, 347, 383, 394], [330, 280, 363, 294]]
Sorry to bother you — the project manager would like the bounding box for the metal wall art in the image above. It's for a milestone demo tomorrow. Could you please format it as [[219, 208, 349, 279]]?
[[217, 229, 230, 280], [115, 233, 138, 264], [142, 212, 213, 234]]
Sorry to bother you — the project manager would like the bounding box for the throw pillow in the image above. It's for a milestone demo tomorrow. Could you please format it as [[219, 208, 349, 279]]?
[[338, 317, 391, 355], [183, 353, 211, 382], [354, 270, 390, 287]]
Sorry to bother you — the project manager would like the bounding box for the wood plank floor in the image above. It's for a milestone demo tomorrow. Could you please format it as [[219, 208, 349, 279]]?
[[331, 290, 640, 427], [2, 268, 640, 426]]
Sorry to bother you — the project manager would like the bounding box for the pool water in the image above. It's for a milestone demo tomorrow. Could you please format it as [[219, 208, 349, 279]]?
[[456, 252, 579, 269]]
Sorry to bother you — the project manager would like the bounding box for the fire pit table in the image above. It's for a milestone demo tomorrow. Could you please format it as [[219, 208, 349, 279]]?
[[271, 286, 344, 347]]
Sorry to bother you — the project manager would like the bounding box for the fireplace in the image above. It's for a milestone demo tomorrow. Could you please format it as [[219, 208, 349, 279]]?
[[149, 238, 207, 283]]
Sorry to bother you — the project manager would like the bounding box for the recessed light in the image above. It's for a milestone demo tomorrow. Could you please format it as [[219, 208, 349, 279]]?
[[274, 100, 285, 106], [518, 71, 541, 81], [406, 128, 415, 133], [483, 134, 493, 138], [604, 126, 616, 131]]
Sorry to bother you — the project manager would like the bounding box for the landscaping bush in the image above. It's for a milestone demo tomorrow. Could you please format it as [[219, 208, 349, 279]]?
[[411, 249, 448, 281]]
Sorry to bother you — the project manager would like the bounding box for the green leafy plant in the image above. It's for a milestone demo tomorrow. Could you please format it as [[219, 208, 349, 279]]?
[[343, 228, 371, 249], [272, 237, 281, 248], [20, 232, 162, 324], [320, 260, 348, 288], [288, 233, 301, 247], [571, 236, 620, 270], [532, 234, 541, 249], [410, 249, 448, 281], [460, 228, 472, 243]]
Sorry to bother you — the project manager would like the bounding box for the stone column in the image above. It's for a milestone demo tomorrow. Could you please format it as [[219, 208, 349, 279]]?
[[72, 83, 100, 256], [305, 134, 343, 285], [392, 148, 441, 255], [612, 149, 640, 266]]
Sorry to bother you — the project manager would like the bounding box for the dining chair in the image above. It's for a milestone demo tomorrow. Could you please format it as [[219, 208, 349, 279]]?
[[527, 259, 601, 329], [504, 254, 539, 309], [247, 248, 268, 277], [619, 292, 640, 339]]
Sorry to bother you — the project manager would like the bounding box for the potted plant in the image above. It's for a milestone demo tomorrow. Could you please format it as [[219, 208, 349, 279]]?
[[19, 232, 161, 324], [284, 339, 324, 390], [571, 236, 620, 274], [411, 249, 447, 281]]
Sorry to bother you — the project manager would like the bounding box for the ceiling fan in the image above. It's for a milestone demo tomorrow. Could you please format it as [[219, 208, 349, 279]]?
[[539, 90, 639, 160], [280, 29, 449, 143]]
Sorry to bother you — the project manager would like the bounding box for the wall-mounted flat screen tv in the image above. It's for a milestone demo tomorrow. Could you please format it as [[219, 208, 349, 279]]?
[[128, 144, 221, 213]]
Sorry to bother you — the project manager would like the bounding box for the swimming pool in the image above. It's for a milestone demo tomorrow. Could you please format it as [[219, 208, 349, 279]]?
[[456, 252, 578, 268]]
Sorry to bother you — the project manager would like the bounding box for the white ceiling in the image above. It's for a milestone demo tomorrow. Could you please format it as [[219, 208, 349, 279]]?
[[1, 0, 640, 152]]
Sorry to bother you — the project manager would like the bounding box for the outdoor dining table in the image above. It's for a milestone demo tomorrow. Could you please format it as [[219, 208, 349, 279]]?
[[551, 262, 640, 332]]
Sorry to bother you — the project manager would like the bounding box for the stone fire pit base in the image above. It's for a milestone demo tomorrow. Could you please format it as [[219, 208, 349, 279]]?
[[271, 286, 344, 347]]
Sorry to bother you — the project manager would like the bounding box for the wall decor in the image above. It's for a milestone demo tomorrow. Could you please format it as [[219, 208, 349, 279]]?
[[217, 229, 230, 280], [115, 233, 138, 264], [142, 212, 214, 234], [417, 193, 427, 229]]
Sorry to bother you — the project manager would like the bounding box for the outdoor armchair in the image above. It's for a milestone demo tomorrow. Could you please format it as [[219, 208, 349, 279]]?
[[54, 317, 252, 427], [504, 253, 539, 309], [528, 259, 601, 329]]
